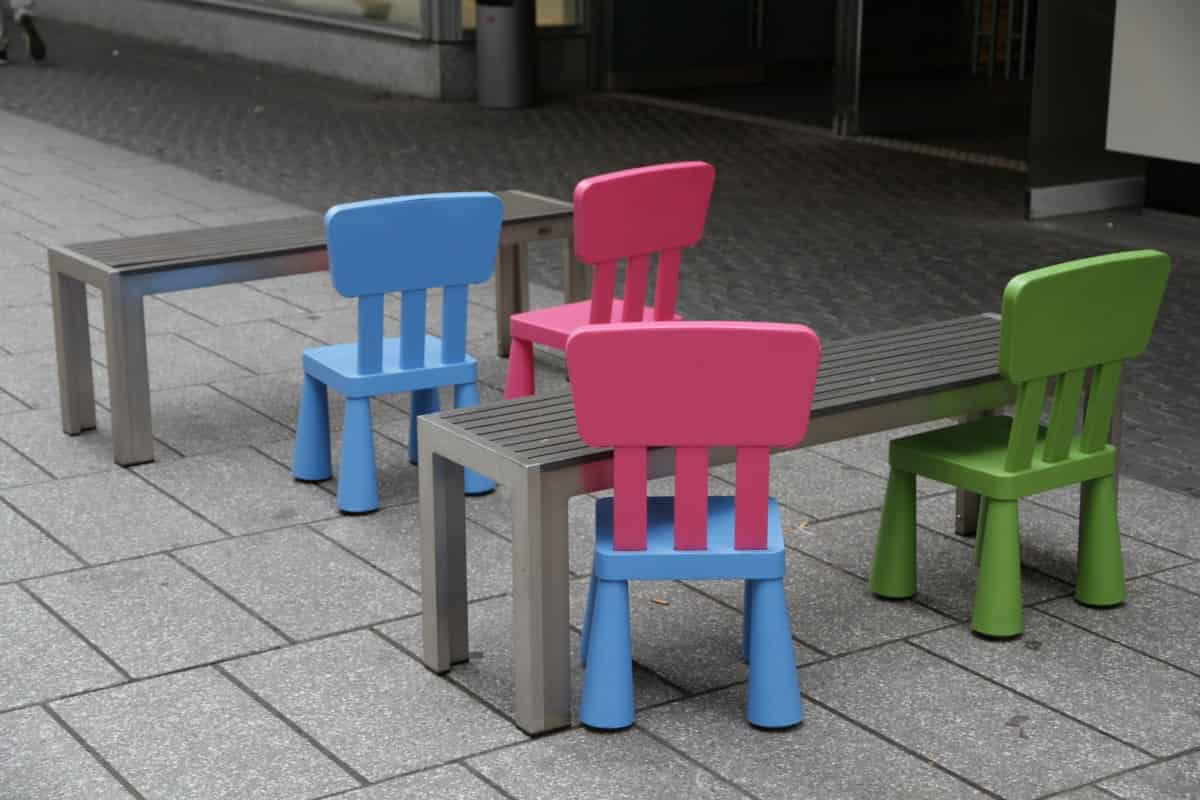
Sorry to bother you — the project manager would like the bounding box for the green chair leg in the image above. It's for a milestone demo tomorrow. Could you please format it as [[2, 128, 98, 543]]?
[[871, 469, 917, 599], [974, 496, 989, 567], [972, 498, 1023, 638], [1076, 474, 1126, 607]]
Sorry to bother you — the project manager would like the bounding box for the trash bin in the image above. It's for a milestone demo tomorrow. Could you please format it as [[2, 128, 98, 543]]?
[[476, 0, 536, 108]]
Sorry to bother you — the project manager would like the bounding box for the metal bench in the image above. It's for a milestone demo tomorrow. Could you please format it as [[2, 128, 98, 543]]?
[[417, 313, 1122, 735], [48, 190, 579, 466]]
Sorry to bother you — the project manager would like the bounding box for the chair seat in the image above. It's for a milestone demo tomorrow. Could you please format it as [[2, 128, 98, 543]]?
[[593, 496, 785, 581], [510, 300, 683, 350], [890, 415, 1116, 500], [303, 334, 477, 398]]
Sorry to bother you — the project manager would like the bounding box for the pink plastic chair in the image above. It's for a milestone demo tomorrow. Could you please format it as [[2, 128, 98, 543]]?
[[567, 321, 822, 729], [503, 161, 717, 398]]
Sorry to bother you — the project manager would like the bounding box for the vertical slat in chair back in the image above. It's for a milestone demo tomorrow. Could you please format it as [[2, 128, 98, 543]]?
[[324, 192, 503, 373], [573, 162, 716, 324], [567, 322, 821, 552], [998, 250, 1170, 470]]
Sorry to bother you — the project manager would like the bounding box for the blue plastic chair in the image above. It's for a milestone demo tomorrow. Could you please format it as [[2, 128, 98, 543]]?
[[566, 321, 822, 730], [293, 193, 500, 512]]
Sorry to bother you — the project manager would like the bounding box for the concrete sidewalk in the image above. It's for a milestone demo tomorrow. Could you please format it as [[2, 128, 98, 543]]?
[[2, 109, 1200, 799]]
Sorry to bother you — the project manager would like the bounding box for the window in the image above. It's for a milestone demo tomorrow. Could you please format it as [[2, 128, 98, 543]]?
[[233, 0, 424, 32], [461, 0, 581, 30]]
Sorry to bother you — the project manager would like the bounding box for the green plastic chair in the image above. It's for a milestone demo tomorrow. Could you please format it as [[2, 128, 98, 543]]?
[[870, 250, 1171, 638]]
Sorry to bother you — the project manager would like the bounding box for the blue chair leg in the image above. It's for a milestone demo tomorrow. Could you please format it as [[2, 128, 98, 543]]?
[[580, 572, 598, 667], [742, 580, 753, 664], [579, 578, 635, 730], [407, 388, 441, 466], [338, 396, 379, 513], [293, 374, 332, 481], [746, 578, 803, 729], [454, 382, 496, 496]]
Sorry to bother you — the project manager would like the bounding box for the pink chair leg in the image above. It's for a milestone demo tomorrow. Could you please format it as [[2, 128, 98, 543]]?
[[504, 337, 536, 399]]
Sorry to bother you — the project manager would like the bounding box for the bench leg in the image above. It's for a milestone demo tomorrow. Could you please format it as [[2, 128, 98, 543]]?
[[420, 447, 469, 673], [49, 262, 96, 435], [563, 235, 590, 304], [102, 278, 154, 466], [511, 473, 572, 735], [494, 243, 529, 358], [955, 408, 998, 535]]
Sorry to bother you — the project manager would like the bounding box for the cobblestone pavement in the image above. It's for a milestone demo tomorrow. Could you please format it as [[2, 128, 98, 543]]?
[[1, 19, 1200, 800]]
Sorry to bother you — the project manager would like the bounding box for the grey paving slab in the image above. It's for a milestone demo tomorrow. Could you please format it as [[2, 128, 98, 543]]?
[[257, 429, 419, 508], [0, 348, 108, 410], [380, 594, 682, 724], [915, 611, 1200, 756], [0, 706, 133, 800], [569, 578, 821, 692], [713, 449, 890, 520], [0, 205, 49, 233], [0, 437, 51, 489], [0, 231, 45, 267], [92, 189, 207, 219], [20, 196, 132, 229], [100, 214, 205, 237], [90, 332, 252, 390], [183, 204, 311, 227], [0, 408, 129, 479], [181, 320, 322, 375], [226, 631, 525, 780], [469, 727, 750, 800], [0, 152, 89, 177], [474, 351, 568, 396], [52, 667, 357, 800], [694, 550, 951, 655], [809, 421, 952, 483], [249, 273, 356, 314], [274, 308, 370, 345], [211, 371, 406, 432], [0, 387, 27, 414], [1039, 578, 1200, 676], [789, 507, 1072, 620], [1054, 789, 1120, 800], [158, 283, 307, 325], [150, 176, 281, 211], [1034, 478, 1200, 559], [918, 492, 1191, 584], [463, 486, 599, 577], [2, 469, 226, 563], [640, 685, 988, 800], [1101, 752, 1200, 799], [314, 504, 511, 599], [28, 554, 284, 678], [150, 384, 292, 456], [1154, 562, 1200, 595], [177, 526, 419, 640], [0, 584, 123, 710], [802, 643, 1150, 800], [334, 765, 504, 800], [21, 224, 121, 249], [0, 262, 52, 307], [0, 500, 80, 583], [136, 447, 337, 535], [0, 304, 56, 354], [86, 293, 215, 335]]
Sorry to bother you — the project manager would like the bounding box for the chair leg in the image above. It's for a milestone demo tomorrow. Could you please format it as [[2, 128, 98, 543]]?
[[579, 579, 635, 730], [975, 497, 990, 567], [870, 469, 917, 599], [746, 578, 803, 729], [1076, 475, 1126, 607], [337, 397, 379, 513], [293, 374, 332, 481], [580, 573, 597, 667], [742, 580, 753, 664], [454, 382, 497, 496], [407, 388, 441, 466], [972, 498, 1023, 638], [504, 337, 535, 399]]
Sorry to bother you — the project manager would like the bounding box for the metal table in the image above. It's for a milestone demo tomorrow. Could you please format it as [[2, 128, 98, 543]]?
[[49, 189, 580, 466], [418, 314, 1028, 735]]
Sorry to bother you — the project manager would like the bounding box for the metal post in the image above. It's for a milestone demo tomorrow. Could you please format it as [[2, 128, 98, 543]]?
[[1018, 0, 1030, 80], [954, 409, 997, 535], [421, 443, 470, 672], [988, 0, 1000, 77], [102, 276, 154, 466], [832, 0, 863, 136], [494, 243, 528, 357], [49, 255, 97, 435]]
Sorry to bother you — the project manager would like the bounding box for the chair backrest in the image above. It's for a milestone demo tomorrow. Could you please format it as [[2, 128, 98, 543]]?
[[324, 193, 502, 374], [567, 321, 821, 551], [998, 249, 1169, 470], [573, 162, 716, 325]]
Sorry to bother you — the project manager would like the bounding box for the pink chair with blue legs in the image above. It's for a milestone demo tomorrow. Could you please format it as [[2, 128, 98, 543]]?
[[503, 161, 716, 399], [567, 321, 822, 729], [293, 193, 500, 512]]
